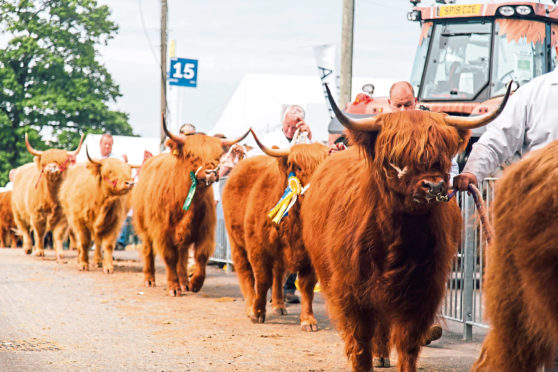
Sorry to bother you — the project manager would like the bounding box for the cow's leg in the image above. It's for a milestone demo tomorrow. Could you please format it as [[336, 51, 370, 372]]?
[[372, 318, 391, 368], [297, 265, 318, 332], [74, 226, 91, 271], [158, 241, 181, 297], [391, 319, 425, 372], [13, 213, 32, 254], [248, 249, 273, 324], [10, 230, 18, 248], [101, 239, 115, 274], [141, 236, 156, 287], [68, 230, 77, 250], [189, 241, 210, 293], [0, 230, 6, 248], [30, 217, 47, 257], [93, 238, 103, 268], [270, 261, 287, 316], [51, 222, 68, 261], [340, 310, 374, 372], [230, 241, 256, 317], [177, 244, 190, 292]]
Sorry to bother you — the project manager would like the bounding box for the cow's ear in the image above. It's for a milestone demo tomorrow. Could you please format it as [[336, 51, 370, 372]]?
[[346, 129, 378, 160], [166, 138, 182, 157], [456, 128, 471, 154]]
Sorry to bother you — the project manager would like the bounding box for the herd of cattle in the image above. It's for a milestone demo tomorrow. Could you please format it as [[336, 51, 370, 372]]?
[[0, 84, 557, 371]]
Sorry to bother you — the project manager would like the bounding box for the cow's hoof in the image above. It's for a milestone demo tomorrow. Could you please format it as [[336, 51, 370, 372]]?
[[169, 289, 181, 297], [94, 261, 102, 268], [250, 313, 265, 324], [424, 324, 443, 345], [78, 263, 89, 271], [300, 321, 318, 332], [24, 248, 32, 255], [180, 283, 190, 292], [189, 275, 204, 293], [103, 266, 114, 274], [373, 356, 390, 368], [145, 280, 155, 287], [35, 250, 45, 257], [57, 253, 64, 260], [272, 306, 288, 316]]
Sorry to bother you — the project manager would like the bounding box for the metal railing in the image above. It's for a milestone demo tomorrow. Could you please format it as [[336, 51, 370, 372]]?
[[211, 177, 498, 340], [441, 178, 497, 340]]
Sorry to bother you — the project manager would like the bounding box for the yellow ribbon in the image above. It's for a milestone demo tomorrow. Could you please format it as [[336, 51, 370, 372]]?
[[268, 175, 302, 224]]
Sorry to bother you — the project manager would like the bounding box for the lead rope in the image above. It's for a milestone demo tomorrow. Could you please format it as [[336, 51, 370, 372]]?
[[468, 183, 493, 245]]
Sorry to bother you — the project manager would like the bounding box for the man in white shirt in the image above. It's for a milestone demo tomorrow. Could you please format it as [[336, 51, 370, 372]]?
[[454, 52, 558, 191], [253, 105, 313, 152], [99, 133, 128, 163]]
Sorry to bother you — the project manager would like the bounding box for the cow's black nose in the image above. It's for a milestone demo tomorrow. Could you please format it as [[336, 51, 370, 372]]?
[[422, 180, 444, 195]]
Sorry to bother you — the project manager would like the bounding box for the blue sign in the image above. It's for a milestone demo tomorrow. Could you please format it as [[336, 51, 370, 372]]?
[[168, 57, 198, 87]]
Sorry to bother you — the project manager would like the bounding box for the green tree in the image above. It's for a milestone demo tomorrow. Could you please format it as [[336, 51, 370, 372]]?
[[0, 0, 134, 185]]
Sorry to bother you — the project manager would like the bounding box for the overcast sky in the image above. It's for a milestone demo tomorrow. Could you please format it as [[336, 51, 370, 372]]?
[[97, 0, 425, 138]]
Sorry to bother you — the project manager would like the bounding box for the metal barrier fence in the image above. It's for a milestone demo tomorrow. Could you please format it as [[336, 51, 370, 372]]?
[[211, 177, 498, 340], [441, 178, 497, 340]]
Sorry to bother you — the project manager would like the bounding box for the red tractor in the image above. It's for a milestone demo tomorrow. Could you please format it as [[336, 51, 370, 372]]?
[[348, 0, 558, 116], [340, 0, 558, 162]]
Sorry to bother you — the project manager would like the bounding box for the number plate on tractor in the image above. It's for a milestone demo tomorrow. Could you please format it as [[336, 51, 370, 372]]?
[[438, 4, 482, 18]]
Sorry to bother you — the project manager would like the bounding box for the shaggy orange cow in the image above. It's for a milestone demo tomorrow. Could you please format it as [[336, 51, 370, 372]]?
[[300, 84, 511, 372], [59, 148, 135, 273], [0, 191, 17, 248], [471, 140, 558, 372], [11, 134, 84, 259], [222, 130, 328, 330], [132, 116, 249, 296]]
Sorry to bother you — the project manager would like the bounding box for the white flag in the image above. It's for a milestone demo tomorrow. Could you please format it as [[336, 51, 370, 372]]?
[[313, 44, 340, 119]]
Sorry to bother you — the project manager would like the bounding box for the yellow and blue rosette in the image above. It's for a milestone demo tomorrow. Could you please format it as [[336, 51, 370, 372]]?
[[268, 172, 302, 224]]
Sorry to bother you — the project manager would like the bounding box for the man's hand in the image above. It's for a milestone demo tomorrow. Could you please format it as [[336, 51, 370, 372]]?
[[453, 172, 478, 191], [295, 119, 312, 140]]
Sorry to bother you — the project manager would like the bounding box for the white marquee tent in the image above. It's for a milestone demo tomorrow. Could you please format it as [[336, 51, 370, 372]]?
[[211, 73, 396, 143]]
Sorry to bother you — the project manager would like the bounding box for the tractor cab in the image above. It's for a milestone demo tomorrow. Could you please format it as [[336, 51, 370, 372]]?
[[347, 1, 558, 119]]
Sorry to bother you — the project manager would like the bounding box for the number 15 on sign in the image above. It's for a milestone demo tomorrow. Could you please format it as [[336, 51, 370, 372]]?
[[168, 57, 198, 87]]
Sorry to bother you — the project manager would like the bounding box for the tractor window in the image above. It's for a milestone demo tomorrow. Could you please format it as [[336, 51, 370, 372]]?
[[410, 22, 432, 94], [491, 19, 545, 96], [421, 21, 491, 101]]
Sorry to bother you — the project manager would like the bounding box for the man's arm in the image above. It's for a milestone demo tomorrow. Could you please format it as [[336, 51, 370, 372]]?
[[454, 92, 526, 190]]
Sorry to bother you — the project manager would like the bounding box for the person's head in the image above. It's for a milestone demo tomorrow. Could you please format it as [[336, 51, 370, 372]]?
[[99, 133, 113, 158], [282, 105, 305, 140], [8, 169, 16, 182], [180, 123, 196, 135], [388, 81, 417, 112]]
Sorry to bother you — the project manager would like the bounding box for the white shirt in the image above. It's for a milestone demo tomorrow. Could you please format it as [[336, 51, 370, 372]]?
[[463, 67, 558, 182]]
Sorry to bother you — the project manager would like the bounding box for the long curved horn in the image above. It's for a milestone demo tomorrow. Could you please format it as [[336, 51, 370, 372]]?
[[25, 133, 43, 156], [325, 83, 381, 132], [161, 112, 185, 145], [85, 144, 102, 166], [222, 128, 251, 147], [444, 81, 513, 129], [250, 129, 289, 157], [67, 134, 85, 157]]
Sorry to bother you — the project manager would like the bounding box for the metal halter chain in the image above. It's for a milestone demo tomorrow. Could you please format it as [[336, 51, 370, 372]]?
[[434, 189, 457, 202], [194, 164, 221, 186]]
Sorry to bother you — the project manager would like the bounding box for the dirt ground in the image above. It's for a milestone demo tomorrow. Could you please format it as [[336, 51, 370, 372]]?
[[0, 247, 487, 371]]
